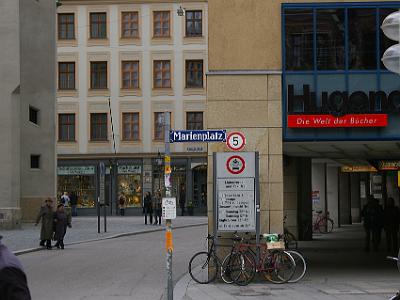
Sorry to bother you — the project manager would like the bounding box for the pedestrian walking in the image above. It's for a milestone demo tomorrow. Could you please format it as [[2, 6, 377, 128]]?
[[60, 192, 70, 207], [153, 191, 162, 225], [69, 191, 78, 217], [179, 184, 186, 216], [0, 236, 32, 300], [119, 194, 126, 216], [362, 197, 384, 252], [53, 204, 72, 250], [143, 192, 153, 225], [384, 197, 400, 254], [35, 198, 54, 250]]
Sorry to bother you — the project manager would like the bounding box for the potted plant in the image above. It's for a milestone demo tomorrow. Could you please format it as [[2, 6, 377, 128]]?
[[187, 201, 194, 216]]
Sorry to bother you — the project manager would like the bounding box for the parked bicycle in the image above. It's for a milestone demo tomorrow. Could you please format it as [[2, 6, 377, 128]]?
[[188, 233, 243, 284], [285, 250, 307, 283], [228, 234, 296, 286], [283, 215, 298, 250], [312, 210, 334, 233], [387, 249, 400, 300]]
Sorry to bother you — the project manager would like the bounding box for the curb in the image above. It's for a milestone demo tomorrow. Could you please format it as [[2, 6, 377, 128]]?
[[173, 266, 196, 300], [14, 222, 207, 256]]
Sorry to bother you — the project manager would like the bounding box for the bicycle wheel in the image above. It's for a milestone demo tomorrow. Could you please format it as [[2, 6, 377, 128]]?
[[318, 219, 327, 234], [263, 250, 296, 284], [284, 232, 298, 250], [326, 219, 334, 233], [230, 251, 256, 286], [221, 252, 236, 284], [188, 251, 218, 284], [286, 250, 307, 283]]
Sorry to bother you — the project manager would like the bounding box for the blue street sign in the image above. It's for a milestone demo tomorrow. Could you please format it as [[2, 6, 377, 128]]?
[[170, 130, 226, 143]]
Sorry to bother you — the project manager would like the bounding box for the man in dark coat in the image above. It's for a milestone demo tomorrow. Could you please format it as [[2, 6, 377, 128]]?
[[362, 197, 384, 252], [0, 236, 31, 299], [69, 191, 78, 217], [179, 184, 186, 216], [384, 197, 400, 254], [35, 198, 54, 249], [143, 192, 153, 225], [53, 204, 72, 249]]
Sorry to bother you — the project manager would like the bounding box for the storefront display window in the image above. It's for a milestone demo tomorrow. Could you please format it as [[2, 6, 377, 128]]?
[[117, 165, 142, 207], [57, 166, 96, 208]]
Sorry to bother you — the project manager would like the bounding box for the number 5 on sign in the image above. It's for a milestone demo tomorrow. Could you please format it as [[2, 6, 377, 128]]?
[[226, 131, 246, 151]]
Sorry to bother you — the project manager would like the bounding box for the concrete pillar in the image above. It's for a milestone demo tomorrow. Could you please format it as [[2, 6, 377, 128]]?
[[327, 166, 339, 227], [283, 156, 298, 239], [350, 173, 361, 223], [297, 158, 312, 240], [339, 172, 351, 225]]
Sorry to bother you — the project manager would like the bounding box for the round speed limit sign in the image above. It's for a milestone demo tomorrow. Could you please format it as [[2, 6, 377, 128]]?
[[226, 131, 246, 151]]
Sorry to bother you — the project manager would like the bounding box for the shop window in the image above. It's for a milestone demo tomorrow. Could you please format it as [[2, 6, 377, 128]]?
[[29, 106, 39, 125], [58, 13, 75, 40], [121, 61, 139, 89], [186, 112, 203, 130], [58, 62, 75, 90], [153, 11, 170, 38], [30, 155, 40, 169], [285, 9, 314, 71], [121, 11, 139, 38], [118, 171, 142, 207], [154, 112, 166, 141], [185, 10, 202, 37], [90, 12, 107, 39], [58, 113, 75, 141], [316, 9, 345, 70], [90, 61, 107, 89], [348, 9, 377, 70], [90, 113, 107, 141], [122, 112, 140, 141], [185, 60, 203, 88]]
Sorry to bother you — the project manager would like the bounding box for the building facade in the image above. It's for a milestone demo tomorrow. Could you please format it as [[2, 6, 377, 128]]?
[[57, 0, 208, 215], [0, 0, 57, 227], [207, 0, 400, 239]]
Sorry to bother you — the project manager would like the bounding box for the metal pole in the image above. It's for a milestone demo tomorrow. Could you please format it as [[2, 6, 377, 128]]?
[[104, 203, 107, 232], [164, 112, 173, 300], [97, 197, 100, 234]]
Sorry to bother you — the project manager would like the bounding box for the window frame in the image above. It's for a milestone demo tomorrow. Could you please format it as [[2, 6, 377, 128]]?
[[121, 11, 139, 39], [122, 112, 140, 141], [121, 60, 140, 89], [58, 13, 75, 40], [186, 112, 204, 130], [58, 62, 76, 90], [90, 12, 107, 39], [153, 60, 171, 89], [154, 112, 165, 141], [30, 155, 40, 169], [58, 113, 76, 142], [90, 113, 108, 141], [185, 10, 203, 37], [185, 60, 204, 88], [153, 11, 171, 38], [29, 106, 39, 125], [90, 61, 108, 90]]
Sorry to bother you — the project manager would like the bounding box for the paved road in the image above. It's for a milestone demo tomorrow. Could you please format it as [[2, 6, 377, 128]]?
[[19, 225, 207, 300]]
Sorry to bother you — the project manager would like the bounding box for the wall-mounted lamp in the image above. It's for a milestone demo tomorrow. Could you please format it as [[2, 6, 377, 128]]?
[[177, 6, 185, 17]]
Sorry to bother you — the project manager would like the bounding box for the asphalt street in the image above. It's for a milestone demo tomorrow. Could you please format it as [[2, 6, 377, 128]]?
[[19, 225, 207, 300]]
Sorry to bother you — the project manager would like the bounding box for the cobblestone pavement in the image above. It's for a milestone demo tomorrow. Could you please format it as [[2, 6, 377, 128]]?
[[1, 216, 207, 252], [175, 224, 400, 300]]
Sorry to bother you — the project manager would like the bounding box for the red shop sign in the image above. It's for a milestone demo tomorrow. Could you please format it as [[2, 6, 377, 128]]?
[[287, 114, 388, 128]]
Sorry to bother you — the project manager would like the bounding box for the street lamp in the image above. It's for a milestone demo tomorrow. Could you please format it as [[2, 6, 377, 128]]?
[[381, 11, 400, 74]]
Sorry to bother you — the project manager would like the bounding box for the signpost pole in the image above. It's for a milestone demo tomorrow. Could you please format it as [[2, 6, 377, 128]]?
[[164, 112, 173, 300]]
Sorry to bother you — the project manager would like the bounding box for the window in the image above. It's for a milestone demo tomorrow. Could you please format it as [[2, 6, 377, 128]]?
[[121, 12, 139, 38], [90, 113, 108, 141], [153, 60, 171, 88], [185, 10, 202, 37], [122, 112, 140, 141], [90, 62, 107, 89], [58, 13, 75, 40], [90, 12, 107, 39], [121, 61, 139, 89], [186, 112, 203, 130], [30, 155, 40, 169], [58, 114, 75, 141], [186, 60, 203, 88], [153, 11, 170, 37], [154, 112, 165, 140], [285, 9, 314, 70], [29, 106, 39, 125], [58, 62, 75, 90]]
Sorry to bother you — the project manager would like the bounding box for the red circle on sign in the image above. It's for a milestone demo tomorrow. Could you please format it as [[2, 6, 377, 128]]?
[[226, 155, 246, 174], [226, 131, 246, 151]]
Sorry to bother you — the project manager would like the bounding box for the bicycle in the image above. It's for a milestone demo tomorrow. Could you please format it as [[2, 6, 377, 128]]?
[[228, 234, 296, 286], [283, 215, 298, 250], [313, 210, 334, 233], [188, 233, 243, 284], [387, 250, 400, 300], [286, 250, 307, 283]]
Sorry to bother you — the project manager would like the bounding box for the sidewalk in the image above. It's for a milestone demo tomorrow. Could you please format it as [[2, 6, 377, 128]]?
[[1, 216, 207, 253], [175, 224, 400, 300]]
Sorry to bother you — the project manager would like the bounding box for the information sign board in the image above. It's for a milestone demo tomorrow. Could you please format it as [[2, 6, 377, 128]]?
[[162, 197, 176, 219], [170, 130, 226, 143]]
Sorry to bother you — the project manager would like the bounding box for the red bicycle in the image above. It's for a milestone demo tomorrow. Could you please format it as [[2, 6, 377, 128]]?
[[312, 210, 334, 233]]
